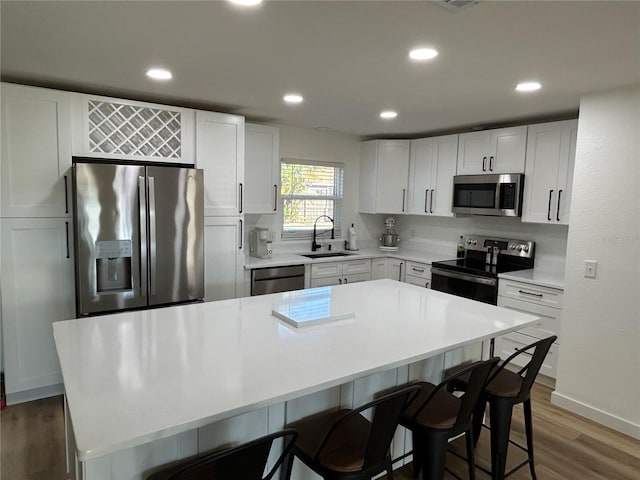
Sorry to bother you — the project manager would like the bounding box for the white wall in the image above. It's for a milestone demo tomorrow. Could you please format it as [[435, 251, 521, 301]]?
[[552, 84, 640, 439], [245, 124, 375, 252]]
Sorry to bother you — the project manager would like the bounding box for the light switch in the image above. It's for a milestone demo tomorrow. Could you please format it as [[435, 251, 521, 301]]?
[[584, 260, 597, 278]]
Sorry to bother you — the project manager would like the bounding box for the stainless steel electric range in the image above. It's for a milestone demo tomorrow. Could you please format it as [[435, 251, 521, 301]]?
[[431, 235, 535, 305]]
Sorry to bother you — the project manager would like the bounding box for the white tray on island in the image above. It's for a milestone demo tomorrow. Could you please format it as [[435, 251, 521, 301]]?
[[272, 287, 355, 327]]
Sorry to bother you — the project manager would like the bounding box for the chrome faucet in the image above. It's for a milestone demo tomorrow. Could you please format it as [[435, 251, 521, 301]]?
[[312, 215, 334, 251]]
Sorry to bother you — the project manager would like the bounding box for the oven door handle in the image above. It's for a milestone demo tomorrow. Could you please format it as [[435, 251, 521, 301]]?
[[431, 267, 497, 287]]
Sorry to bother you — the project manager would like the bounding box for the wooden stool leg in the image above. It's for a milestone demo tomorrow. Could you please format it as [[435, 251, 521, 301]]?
[[489, 398, 513, 480], [523, 399, 537, 480]]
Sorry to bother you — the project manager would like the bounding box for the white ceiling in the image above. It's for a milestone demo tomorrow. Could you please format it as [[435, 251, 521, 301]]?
[[2, 1, 639, 138]]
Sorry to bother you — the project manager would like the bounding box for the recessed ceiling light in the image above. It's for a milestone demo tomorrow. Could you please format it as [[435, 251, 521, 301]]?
[[380, 111, 398, 119], [146, 68, 172, 81], [516, 81, 542, 92], [409, 48, 439, 61], [229, 0, 263, 6], [283, 94, 303, 104]]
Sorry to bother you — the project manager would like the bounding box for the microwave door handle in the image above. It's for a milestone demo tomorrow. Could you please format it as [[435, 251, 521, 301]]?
[[547, 189, 554, 221], [148, 176, 157, 296], [138, 176, 148, 297]]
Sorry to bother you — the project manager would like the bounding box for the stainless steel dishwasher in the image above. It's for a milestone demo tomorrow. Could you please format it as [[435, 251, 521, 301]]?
[[250, 265, 305, 296]]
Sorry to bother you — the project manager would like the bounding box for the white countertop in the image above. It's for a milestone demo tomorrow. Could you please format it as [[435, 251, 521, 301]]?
[[243, 247, 447, 269], [54, 279, 539, 462], [499, 268, 566, 290]]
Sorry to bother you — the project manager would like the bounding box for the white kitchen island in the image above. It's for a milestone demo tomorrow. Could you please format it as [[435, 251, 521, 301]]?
[[54, 279, 539, 480]]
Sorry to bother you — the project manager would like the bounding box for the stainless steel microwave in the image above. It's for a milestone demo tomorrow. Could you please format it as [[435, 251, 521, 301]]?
[[452, 173, 524, 216]]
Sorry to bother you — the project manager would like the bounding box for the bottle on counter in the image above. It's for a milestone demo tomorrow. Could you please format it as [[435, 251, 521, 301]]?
[[347, 223, 359, 251], [457, 235, 466, 259]]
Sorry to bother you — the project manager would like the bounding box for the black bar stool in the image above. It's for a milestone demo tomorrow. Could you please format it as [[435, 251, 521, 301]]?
[[282, 385, 420, 480], [456, 335, 557, 480], [398, 358, 499, 480], [145, 429, 297, 480]]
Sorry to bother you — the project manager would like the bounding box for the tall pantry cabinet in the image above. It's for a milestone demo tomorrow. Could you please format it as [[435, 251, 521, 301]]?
[[1, 83, 74, 403], [195, 111, 246, 302]]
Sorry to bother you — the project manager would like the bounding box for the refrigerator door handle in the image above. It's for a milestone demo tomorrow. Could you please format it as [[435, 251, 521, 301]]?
[[148, 176, 157, 295], [138, 176, 148, 297]]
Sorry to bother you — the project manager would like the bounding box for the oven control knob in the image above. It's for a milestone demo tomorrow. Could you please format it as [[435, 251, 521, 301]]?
[[517, 245, 523, 252], [523, 245, 530, 253], [472, 240, 477, 245], [467, 240, 472, 245], [510, 245, 516, 250]]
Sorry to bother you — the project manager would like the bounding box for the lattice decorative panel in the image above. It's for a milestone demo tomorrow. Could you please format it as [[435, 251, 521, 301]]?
[[88, 101, 182, 158]]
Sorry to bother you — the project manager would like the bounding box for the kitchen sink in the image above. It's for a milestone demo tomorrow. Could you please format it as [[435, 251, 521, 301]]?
[[300, 252, 358, 259]]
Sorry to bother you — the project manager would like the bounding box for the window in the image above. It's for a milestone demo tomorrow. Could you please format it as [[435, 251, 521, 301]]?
[[280, 159, 344, 239]]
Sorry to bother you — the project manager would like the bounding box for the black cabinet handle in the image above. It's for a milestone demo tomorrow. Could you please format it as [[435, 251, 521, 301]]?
[[338, 278, 342, 285], [430, 189, 434, 214], [518, 289, 543, 298], [547, 190, 554, 221], [515, 347, 533, 357], [424, 189, 429, 213], [482, 156, 487, 171], [64, 175, 69, 214], [489, 156, 494, 171], [238, 183, 243, 213], [344, 277, 348, 284], [398, 262, 404, 281], [238, 219, 243, 249], [65, 221, 70, 259], [556, 189, 563, 222], [273, 185, 278, 211], [401, 189, 406, 212]]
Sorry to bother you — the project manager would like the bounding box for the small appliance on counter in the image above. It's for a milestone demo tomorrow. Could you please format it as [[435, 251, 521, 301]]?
[[250, 228, 272, 259], [431, 234, 535, 305], [379, 217, 400, 251], [345, 223, 359, 251]]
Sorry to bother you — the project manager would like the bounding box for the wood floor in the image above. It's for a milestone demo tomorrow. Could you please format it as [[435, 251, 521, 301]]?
[[1, 385, 639, 480]]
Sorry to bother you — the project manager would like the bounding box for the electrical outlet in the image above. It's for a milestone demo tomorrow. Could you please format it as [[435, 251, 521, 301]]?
[[584, 260, 597, 278]]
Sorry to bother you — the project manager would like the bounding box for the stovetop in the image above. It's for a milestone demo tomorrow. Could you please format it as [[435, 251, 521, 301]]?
[[432, 234, 535, 279]]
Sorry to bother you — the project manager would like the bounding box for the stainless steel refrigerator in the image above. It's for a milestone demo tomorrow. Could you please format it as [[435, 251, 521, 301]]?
[[73, 159, 204, 316]]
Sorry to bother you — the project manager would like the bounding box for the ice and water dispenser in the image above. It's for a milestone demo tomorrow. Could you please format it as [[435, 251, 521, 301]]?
[[95, 240, 133, 293]]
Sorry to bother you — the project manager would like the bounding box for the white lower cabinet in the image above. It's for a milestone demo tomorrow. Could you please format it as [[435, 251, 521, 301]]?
[[496, 279, 563, 379], [1, 218, 75, 403], [204, 216, 245, 301], [404, 261, 431, 289], [309, 259, 371, 287]]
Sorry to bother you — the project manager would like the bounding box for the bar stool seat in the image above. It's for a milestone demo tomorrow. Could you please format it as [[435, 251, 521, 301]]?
[[398, 358, 499, 480], [453, 335, 557, 480], [282, 385, 420, 480]]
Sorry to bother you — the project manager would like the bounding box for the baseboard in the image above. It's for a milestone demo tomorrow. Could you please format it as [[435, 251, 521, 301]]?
[[6, 383, 64, 405], [551, 391, 640, 440]]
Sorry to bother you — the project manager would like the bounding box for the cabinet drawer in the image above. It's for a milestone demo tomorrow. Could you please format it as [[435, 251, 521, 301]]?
[[498, 279, 564, 308], [497, 296, 561, 340], [496, 331, 558, 379], [311, 262, 341, 279], [405, 261, 430, 279], [342, 260, 371, 275], [405, 275, 430, 289]]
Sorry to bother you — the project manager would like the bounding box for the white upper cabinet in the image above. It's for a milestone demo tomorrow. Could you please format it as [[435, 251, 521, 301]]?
[[244, 123, 280, 214], [408, 134, 458, 217], [1, 83, 72, 217], [522, 120, 578, 225], [457, 126, 527, 174], [70, 93, 195, 164], [195, 111, 245, 217], [359, 140, 410, 214]]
